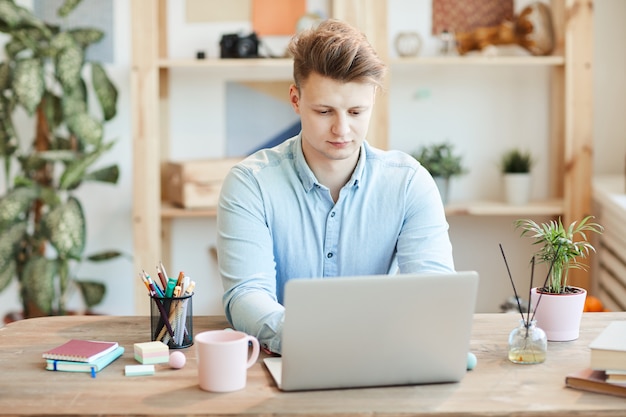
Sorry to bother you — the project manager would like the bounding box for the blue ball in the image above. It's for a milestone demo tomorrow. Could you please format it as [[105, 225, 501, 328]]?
[[467, 352, 477, 370]]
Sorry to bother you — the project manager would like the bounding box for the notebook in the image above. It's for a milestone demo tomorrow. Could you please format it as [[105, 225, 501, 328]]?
[[264, 271, 479, 391], [45, 346, 125, 374], [42, 339, 119, 363]]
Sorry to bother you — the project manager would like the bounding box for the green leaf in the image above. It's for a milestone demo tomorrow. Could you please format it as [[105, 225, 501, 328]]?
[[58, 0, 83, 18], [0, 258, 16, 293], [42, 196, 85, 260], [0, 61, 10, 89], [59, 141, 113, 190], [62, 79, 88, 116], [34, 150, 78, 163], [42, 92, 64, 130], [83, 164, 119, 184], [22, 255, 57, 315], [91, 63, 117, 121], [87, 250, 124, 262], [66, 112, 103, 147], [0, 187, 37, 227], [56, 43, 83, 91], [0, 0, 24, 29], [75, 280, 105, 308], [69, 28, 104, 48], [0, 97, 18, 158], [0, 222, 27, 292], [13, 58, 44, 115]]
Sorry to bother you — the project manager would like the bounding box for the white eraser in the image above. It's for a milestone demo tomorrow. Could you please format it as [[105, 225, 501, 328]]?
[[125, 364, 155, 376]]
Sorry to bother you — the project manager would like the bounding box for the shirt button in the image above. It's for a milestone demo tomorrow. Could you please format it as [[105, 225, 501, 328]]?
[[330, 212, 335, 217], [327, 252, 333, 258]]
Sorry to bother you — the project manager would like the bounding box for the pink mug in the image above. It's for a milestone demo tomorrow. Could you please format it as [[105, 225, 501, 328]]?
[[195, 330, 260, 392]]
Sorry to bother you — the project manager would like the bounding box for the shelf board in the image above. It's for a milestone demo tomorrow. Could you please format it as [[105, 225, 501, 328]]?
[[392, 55, 565, 67], [161, 202, 217, 219], [445, 199, 563, 216], [161, 200, 563, 219], [158, 58, 293, 80], [157, 55, 565, 81]]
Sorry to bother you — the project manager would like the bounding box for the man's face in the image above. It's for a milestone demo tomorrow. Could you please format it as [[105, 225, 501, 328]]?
[[290, 72, 375, 165]]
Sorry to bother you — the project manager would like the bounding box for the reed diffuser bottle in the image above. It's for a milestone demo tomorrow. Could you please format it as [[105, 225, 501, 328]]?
[[508, 319, 547, 364]]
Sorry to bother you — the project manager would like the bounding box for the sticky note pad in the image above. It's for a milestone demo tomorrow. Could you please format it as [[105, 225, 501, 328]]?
[[134, 341, 169, 364], [125, 364, 155, 376]]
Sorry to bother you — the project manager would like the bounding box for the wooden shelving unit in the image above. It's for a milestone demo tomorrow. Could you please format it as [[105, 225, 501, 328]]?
[[131, 0, 594, 313]]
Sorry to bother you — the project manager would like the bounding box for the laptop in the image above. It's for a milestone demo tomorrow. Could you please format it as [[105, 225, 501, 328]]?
[[264, 271, 479, 391]]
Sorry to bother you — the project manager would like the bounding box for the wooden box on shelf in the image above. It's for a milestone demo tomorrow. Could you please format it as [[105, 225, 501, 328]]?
[[164, 158, 242, 209]]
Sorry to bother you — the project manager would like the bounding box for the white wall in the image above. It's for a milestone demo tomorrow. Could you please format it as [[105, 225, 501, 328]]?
[[1, 0, 624, 322]]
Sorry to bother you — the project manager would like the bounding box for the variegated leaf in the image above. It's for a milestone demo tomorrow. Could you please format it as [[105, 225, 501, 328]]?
[[91, 63, 117, 121], [42, 196, 85, 260], [58, 0, 83, 18], [0, 62, 10, 89], [69, 28, 103, 47], [59, 143, 113, 190], [0, 222, 26, 292], [0, 258, 16, 293], [56, 43, 83, 91], [66, 112, 102, 147], [0, 0, 23, 29], [0, 187, 37, 227], [22, 256, 57, 315], [13, 58, 44, 115]]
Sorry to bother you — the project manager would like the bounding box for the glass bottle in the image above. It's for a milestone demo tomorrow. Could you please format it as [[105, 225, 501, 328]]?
[[508, 319, 547, 364]]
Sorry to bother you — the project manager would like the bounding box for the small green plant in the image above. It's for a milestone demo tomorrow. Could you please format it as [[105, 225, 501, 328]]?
[[515, 216, 603, 294], [501, 148, 534, 173], [411, 142, 466, 179]]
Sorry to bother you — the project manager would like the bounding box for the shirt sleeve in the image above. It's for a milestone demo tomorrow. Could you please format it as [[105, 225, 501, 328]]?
[[217, 165, 284, 353], [396, 164, 456, 274]]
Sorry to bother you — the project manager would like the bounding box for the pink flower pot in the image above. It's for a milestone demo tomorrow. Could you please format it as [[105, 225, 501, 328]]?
[[530, 287, 587, 342]]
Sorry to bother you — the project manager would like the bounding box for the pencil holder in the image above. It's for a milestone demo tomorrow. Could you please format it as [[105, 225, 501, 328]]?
[[150, 293, 194, 349]]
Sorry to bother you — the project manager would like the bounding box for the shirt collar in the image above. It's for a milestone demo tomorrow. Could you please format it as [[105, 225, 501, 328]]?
[[293, 133, 367, 192]]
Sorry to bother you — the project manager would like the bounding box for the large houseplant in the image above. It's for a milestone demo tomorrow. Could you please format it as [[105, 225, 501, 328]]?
[[412, 142, 466, 204], [0, 0, 122, 318], [515, 216, 603, 341]]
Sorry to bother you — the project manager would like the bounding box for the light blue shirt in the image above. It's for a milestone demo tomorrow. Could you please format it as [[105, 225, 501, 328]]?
[[217, 134, 455, 353]]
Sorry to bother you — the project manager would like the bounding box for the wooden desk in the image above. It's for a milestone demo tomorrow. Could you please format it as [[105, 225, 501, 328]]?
[[1, 313, 625, 417]]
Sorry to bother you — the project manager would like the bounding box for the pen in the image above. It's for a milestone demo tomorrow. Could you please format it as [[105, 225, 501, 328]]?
[[156, 264, 167, 290], [159, 261, 169, 283], [150, 289, 175, 338]]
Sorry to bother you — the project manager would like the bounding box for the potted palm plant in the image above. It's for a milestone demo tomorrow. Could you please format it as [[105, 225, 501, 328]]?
[[0, 0, 123, 319], [411, 142, 466, 204], [515, 216, 603, 341], [500, 148, 533, 205]]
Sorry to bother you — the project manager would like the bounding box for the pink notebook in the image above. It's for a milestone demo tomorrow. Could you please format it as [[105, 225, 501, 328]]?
[[42, 339, 119, 363]]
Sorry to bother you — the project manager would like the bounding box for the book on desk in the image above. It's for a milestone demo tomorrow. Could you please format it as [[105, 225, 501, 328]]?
[[42, 339, 119, 363], [43, 339, 123, 378], [565, 321, 626, 397], [45, 346, 124, 375]]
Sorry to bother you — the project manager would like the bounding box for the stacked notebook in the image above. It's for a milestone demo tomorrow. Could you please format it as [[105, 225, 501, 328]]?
[[565, 321, 626, 397], [42, 339, 124, 378]]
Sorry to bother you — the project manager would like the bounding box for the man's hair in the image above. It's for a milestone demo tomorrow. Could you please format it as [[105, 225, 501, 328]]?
[[288, 19, 387, 90]]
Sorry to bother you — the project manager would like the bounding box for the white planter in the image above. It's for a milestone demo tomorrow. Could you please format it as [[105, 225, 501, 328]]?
[[530, 287, 587, 341], [503, 173, 531, 205], [433, 176, 450, 205]]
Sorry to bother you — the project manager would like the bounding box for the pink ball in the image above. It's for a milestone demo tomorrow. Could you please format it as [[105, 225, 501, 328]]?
[[169, 351, 186, 369]]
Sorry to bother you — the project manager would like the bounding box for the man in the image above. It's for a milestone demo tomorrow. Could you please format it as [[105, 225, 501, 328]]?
[[217, 19, 455, 354]]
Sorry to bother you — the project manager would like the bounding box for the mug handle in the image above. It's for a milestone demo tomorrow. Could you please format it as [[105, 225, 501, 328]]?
[[246, 336, 260, 368]]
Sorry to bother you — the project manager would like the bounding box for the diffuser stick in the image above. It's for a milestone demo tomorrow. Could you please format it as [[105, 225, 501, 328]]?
[[530, 244, 562, 323], [499, 243, 525, 322]]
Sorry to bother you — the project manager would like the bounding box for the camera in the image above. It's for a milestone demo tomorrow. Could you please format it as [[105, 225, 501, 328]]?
[[220, 32, 260, 58]]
